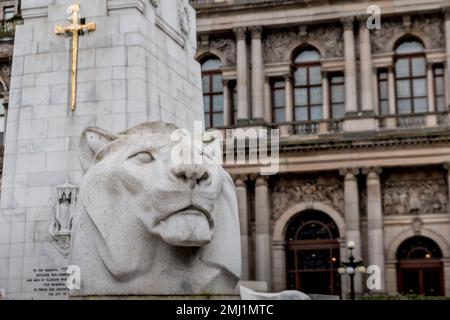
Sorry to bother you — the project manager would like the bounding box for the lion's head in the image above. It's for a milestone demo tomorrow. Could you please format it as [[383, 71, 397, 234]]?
[[70, 122, 241, 296]]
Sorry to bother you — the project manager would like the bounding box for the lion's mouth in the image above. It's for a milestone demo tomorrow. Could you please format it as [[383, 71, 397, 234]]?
[[156, 205, 212, 226]]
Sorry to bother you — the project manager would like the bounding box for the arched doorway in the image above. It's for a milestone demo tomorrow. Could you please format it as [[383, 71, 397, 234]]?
[[285, 210, 340, 295], [397, 236, 444, 296]]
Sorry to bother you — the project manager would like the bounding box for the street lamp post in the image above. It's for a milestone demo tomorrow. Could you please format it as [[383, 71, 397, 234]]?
[[338, 241, 366, 300]]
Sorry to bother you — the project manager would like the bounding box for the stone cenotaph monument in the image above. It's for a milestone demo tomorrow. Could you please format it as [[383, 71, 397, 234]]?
[[0, 0, 208, 299]]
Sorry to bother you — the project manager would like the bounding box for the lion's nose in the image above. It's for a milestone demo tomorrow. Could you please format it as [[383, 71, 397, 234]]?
[[171, 164, 211, 188]]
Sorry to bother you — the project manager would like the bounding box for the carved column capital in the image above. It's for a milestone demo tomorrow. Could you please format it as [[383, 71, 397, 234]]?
[[339, 167, 360, 179], [283, 73, 293, 83], [234, 27, 247, 41], [234, 175, 248, 187], [255, 175, 269, 187], [443, 162, 450, 171], [341, 16, 355, 30], [250, 26, 263, 39], [443, 7, 450, 20], [362, 167, 382, 177]]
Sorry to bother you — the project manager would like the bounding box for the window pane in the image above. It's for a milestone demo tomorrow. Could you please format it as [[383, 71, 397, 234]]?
[[213, 95, 223, 111], [203, 96, 210, 112], [274, 90, 285, 107], [309, 66, 322, 85], [435, 77, 444, 96], [331, 75, 344, 83], [311, 106, 322, 120], [332, 84, 345, 103], [294, 88, 308, 106], [295, 49, 320, 63], [295, 106, 308, 121], [434, 67, 444, 76], [414, 98, 427, 112], [202, 58, 222, 71], [202, 76, 210, 93], [412, 58, 426, 77], [212, 75, 223, 93], [378, 71, 388, 80], [274, 108, 285, 123], [380, 101, 389, 115], [398, 99, 412, 114], [295, 68, 307, 86], [379, 81, 388, 100], [310, 87, 322, 105], [396, 59, 410, 78], [273, 80, 284, 89], [413, 79, 426, 97], [212, 113, 224, 127], [332, 103, 345, 118], [436, 97, 445, 112], [396, 80, 411, 98], [396, 40, 424, 54], [205, 114, 210, 128]]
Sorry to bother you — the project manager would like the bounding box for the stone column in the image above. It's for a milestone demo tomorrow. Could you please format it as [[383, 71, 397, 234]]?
[[234, 27, 249, 122], [364, 167, 386, 293], [254, 176, 272, 289], [320, 72, 330, 133], [342, 17, 358, 114], [340, 168, 363, 294], [444, 163, 450, 212], [386, 67, 397, 129], [445, 8, 450, 102], [358, 17, 375, 113], [272, 240, 286, 292], [264, 76, 272, 123], [235, 176, 250, 280], [251, 26, 265, 122], [223, 79, 232, 126], [426, 63, 437, 127], [284, 74, 294, 122]]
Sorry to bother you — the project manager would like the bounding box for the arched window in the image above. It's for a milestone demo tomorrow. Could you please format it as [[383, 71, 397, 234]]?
[[285, 210, 340, 296], [293, 47, 323, 121], [397, 236, 444, 296], [394, 37, 427, 114], [201, 57, 223, 128]]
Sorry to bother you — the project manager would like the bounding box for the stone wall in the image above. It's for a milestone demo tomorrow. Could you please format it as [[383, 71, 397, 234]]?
[[0, 0, 202, 299]]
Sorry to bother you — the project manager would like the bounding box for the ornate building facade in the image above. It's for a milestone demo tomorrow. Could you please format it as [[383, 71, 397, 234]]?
[[192, 0, 450, 297]]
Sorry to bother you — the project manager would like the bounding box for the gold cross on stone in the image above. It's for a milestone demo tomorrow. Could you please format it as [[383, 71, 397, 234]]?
[[55, 4, 96, 112]]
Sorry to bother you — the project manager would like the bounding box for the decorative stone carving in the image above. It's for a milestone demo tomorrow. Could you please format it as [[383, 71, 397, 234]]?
[[264, 30, 296, 63], [70, 122, 241, 296], [371, 15, 445, 54], [177, 0, 191, 35], [210, 37, 236, 66], [264, 24, 343, 63], [49, 182, 79, 256], [308, 24, 344, 58], [382, 169, 448, 215], [271, 176, 344, 220], [240, 286, 311, 300]]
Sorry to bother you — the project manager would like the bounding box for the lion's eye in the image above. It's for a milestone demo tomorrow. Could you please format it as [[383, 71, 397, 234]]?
[[131, 152, 154, 164]]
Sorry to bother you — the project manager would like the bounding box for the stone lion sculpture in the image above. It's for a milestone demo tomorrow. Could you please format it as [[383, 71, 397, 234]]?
[[70, 122, 241, 296]]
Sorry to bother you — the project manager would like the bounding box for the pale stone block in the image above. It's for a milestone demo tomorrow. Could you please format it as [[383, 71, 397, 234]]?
[[0, 244, 9, 258], [52, 52, 69, 72], [50, 84, 68, 105], [21, 86, 50, 107], [11, 222, 25, 243], [26, 207, 52, 222], [22, 74, 35, 87], [33, 221, 51, 242], [0, 223, 11, 244], [0, 258, 9, 278], [13, 23, 34, 44], [24, 54, 52, 74], [95, 79, 126, 100], [10, 244, 25, 258], [46, 151, 80, 172], [7, 278, 22, 293], [95, 47, 126, 67], [76, 82, 96, 103], [27, 171, 67, 187]]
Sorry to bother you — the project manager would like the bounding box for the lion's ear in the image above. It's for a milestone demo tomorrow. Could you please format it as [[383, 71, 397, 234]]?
[[79, 127, 118, 172]]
